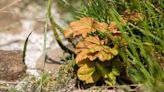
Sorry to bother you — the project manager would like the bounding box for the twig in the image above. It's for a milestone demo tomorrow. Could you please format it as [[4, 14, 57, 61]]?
[[88, 84, 143, 90], [0, 81, 19, 84], [66, 84, 76, 92], [0, 40, 23, 47], [0, 10, 46, 22], [0, 0, 21, 11], [145, 1, 162, 14], [0, 10, 14, 13]]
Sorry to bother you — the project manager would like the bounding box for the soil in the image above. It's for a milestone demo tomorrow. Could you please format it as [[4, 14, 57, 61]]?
[[0, 50, 26, 81]]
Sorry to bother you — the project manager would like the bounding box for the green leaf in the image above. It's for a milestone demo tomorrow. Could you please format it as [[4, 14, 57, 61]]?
[[23, 32, 32, 63]]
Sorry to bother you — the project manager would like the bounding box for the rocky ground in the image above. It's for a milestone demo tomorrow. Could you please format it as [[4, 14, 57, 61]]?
[[0, 0, 66, 91]]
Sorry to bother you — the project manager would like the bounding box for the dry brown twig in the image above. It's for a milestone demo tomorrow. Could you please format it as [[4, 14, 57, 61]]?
[[0, 0, 21, 12], [145, 1, 162, 14]]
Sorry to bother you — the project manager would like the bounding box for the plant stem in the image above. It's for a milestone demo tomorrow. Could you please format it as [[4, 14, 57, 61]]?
[[48, 0, 75, 55], [39, 0, 51, 91]]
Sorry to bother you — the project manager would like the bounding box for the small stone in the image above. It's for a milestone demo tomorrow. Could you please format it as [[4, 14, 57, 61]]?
[[36, 48, 64, 76], [0, 50, 26, 81]]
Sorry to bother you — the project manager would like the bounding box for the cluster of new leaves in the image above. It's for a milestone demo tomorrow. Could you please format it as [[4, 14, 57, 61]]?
[[64, 17, 123, 85]]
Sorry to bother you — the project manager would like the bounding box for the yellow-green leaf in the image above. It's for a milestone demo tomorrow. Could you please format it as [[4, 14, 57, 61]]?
[[110, 45, 119, 56], [77, 61, 100, 83]]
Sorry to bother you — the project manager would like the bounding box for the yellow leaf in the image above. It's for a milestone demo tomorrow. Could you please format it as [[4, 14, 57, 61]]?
[[77, 61, 100, 83], [110, 45, 119, 56], [89, 45, 102, 53], [97, 51, 105, 61], [97, 51, 112, 62], [102, 46, 112, 53], [85, 72, 101, 84]]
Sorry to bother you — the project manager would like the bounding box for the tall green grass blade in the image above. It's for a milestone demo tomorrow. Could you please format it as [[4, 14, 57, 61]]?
[[23, 32, 32, 63]]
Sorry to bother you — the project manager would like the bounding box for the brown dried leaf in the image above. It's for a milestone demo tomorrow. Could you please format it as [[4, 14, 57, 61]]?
[[130, 12, 144, 22], [63, 28, 73, 38], [75, 36, 101, 53], [75, 36, 119, 63], [75, 49, 89, 63], [64, 17, 110, 38], [85, 36, 100, 45], [108, 22, 118, 32], [93, 21, 108, 32], [108, 22, 121, 36], [123, 10, 144, 22], [64, 17, 94, 38]]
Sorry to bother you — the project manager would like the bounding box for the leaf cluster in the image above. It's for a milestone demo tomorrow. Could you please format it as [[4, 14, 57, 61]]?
[[64, 17, 126, 85]]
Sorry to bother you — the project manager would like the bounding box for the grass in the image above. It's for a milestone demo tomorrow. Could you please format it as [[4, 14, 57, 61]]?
[[23, 32, 32, 63], [112, 1, 163, 91]]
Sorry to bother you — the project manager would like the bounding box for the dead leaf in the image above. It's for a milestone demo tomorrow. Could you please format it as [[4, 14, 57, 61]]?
[[64, 17, 109, 38], [64, 17, 94, 38], [123, 10, 144, 22], [93, 21, 108, 32], [108, 22, 121, 36], [75, 36, 119, 63]]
